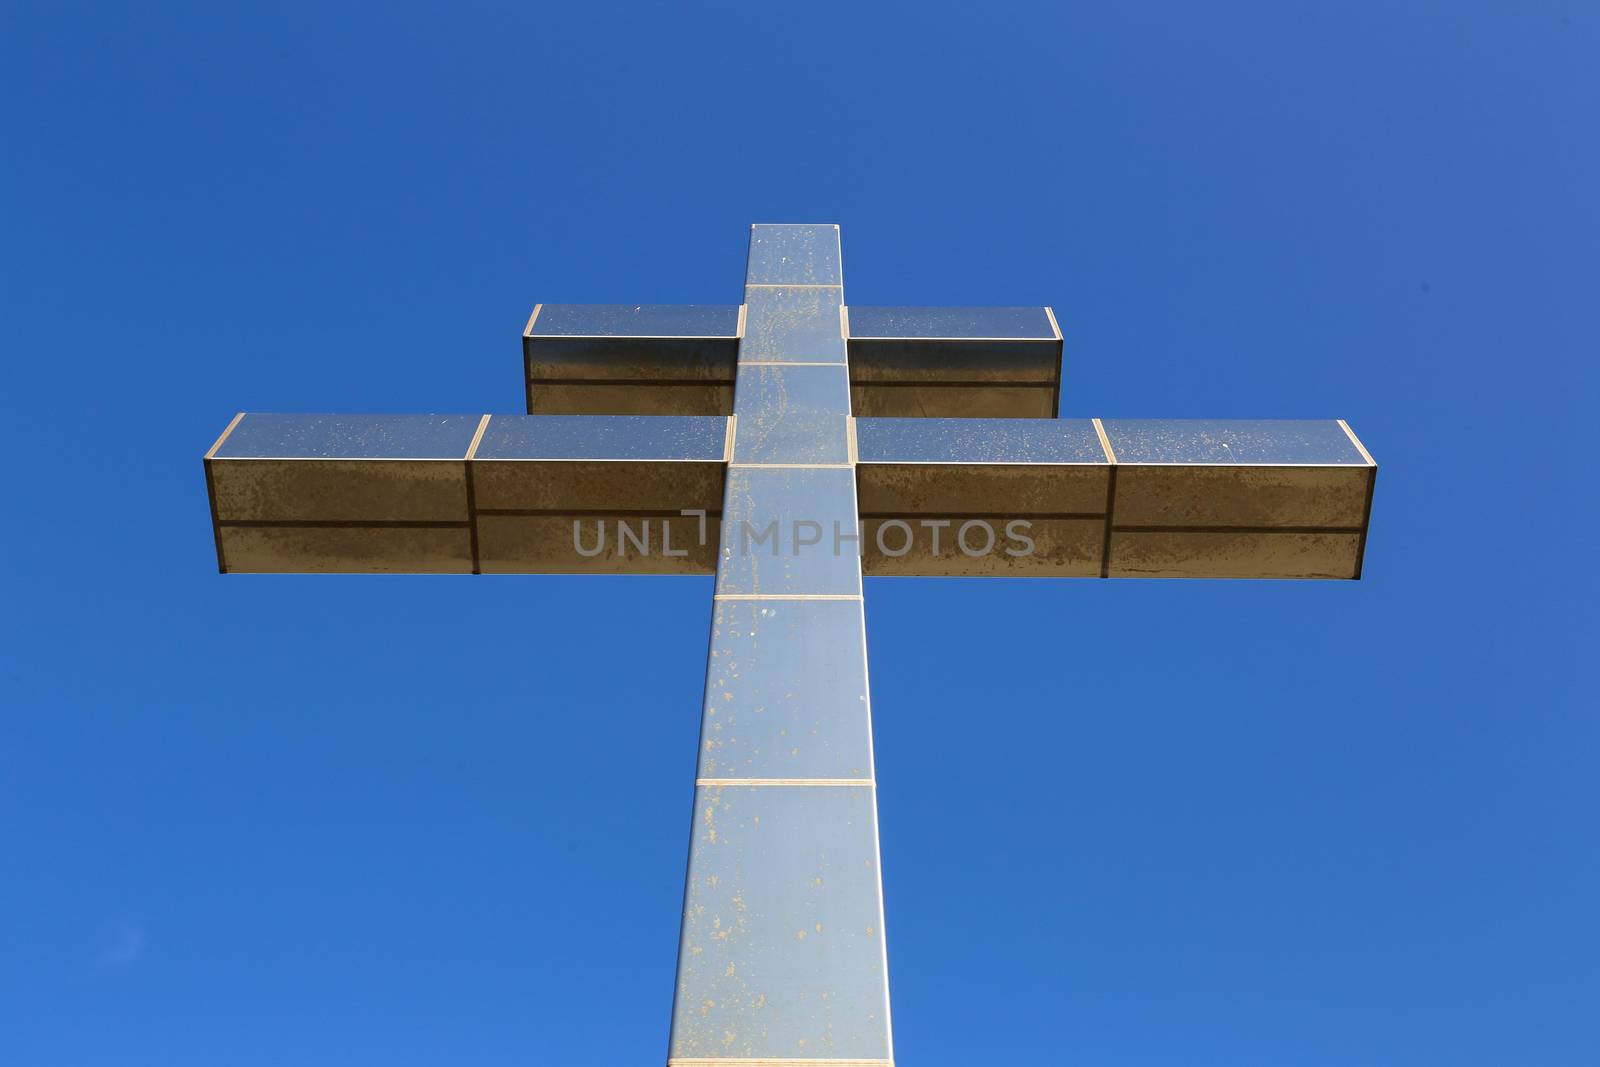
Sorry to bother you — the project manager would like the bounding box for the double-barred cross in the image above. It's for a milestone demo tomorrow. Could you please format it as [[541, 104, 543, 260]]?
[[203, 224, 1376, 1066]]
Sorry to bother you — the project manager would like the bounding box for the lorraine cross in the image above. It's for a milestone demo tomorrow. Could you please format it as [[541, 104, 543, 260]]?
[[203, 223, 1377, 1065]]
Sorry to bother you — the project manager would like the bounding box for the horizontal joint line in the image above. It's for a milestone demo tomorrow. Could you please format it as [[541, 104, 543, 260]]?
[[859, 511, 1104, 520], [478, 508, 721, 518], [744, 283, 843, 289], [1112, 524, 1364, 534], [668, 1060, 890, 1067], [713, 594, 862, 601], [849, 336, 1057, 343], [218, 519, 467, 529], [528, 377, 736, 387], [846, 378, 1053, 389], [738, 360, 849, 367], [531, 333, 732, 340], [696, 778, 874, 787], [728, 463, 852, 469], [668, 1060, 889, 1066]]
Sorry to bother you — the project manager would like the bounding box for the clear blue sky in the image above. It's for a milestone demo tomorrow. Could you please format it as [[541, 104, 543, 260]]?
[[4, 3, 1596, 1064]]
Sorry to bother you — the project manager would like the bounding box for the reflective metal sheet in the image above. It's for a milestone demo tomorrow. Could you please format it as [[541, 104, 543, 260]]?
[[529, 303, 739, 337], [848, 340, 1061, 384], [856, 417, 1103, 463], [847, 306, 1056, 339], [474, 459, 723, 513], [214, 412, 479, 458], [745, 224, 843, 286], [699, 599, 873, 779], [478, 513, 716, 575], [210, 459, 470, 522], [732, 365, 851, 464], [473, 416, 726, 552], [524, 306, 739, 401], [858, 462, 1110, 517], [1112, 465, 1371, 528], [740, 285, 847, 362], [846, 307, 1062, 402], [475, 414, 727, 461], [1106, 530, 1363, 579], [850, 382, 1056, 418], [670, 784, 890, 1062], [217, 525, 473, 574], [856, 418, 1109, 517], [715, 467, 863, 597], [526, 380, 733, 416], [861, 516, 1103, 577], [1102, 418, 1370, 465]]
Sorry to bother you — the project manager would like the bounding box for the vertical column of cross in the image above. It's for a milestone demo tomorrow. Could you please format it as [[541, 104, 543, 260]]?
[[668, 226, 893, 1066]]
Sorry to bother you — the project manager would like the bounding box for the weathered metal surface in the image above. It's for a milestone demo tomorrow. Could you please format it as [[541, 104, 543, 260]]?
[[1100, 418, 1375, 579], [673, 784, 891, 1061], [715, 467, 863, 597], [853, 416, 1375, 578], [670, 224, 894, 1065], [743, 287, 848, 362], [523, 304, 742, 416], [1101, 417, 1367, 464], [846, 305, 1060, 418], [206, 413, 477, 573], [205, 413, 729, 574], [698, 599, 874, 780], [525, 300, 1061, 418], [732, 365, 852, 465], [746, 223, 845, 286]]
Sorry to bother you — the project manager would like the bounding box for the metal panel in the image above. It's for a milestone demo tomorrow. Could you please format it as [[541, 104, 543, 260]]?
[[473, 414, 726, 510], [857, 416, 1103, 463], [523, 304, 740, 416], [855, 417, 1107, 576], [526, 380, 734, 416], [1106, 530, 1364, 579], [213, 412, 480, 459], [210, 459, 471, 523], [851, 342, 1062, 383], [1112, 465, 1370, 528], [1103, 418, 1375, 579], [731, 364, 852, 465], [848, 305, 1056, 340], [862, 517, 1104, 577], [476, 413, 727, 460], [745, 223, 843, 286], [715, 467, 864, 597], [850, 382, 1056, 419], [699, 599, 873, 780], [216, 525, 473, 574], [206, 413, 478, 574], [472, 415, 726, 573], [1102, 418, 1370, 465], [529, 304, 739, 338], [741, 286, 847, 363], [670, 784, 891, 1062], [843, 305, 1062, 418], [477, 513, 716, 575]]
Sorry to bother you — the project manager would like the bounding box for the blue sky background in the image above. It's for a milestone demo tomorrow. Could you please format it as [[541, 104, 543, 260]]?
[[3, 3, 1596, 1064]]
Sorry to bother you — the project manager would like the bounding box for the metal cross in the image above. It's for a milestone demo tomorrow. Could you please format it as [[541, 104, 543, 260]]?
[[203, 223, 1377, 1066]]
